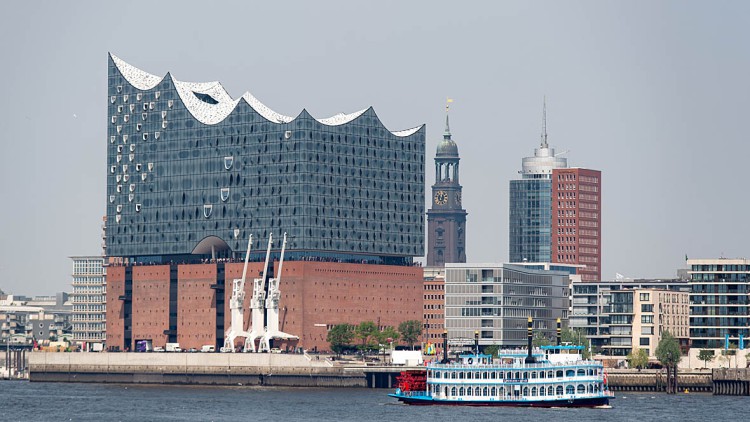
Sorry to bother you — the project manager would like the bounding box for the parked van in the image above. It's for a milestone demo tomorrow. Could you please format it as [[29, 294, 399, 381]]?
[[165, 343, 182, 353], [201, 345, 215, 353]]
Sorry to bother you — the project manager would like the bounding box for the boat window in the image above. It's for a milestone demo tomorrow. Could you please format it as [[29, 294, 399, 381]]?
[[500, 387, 505, 397], [531, 371, 537, 379], [566, 369, 575, 377], [578, 384, 586, 394], [539, 386, 546, 396], [548, 371, 554, 378], [515, 372, 521, 379], [577, 369, 586, 377], [523, 387, 529, 396], [458, 372, 464, 379], [451, 387, 457, 396], [556, 370, 563, 378], [531, 387, 537, 396], [523, 372, 528, 380], [566, 385, 575, 395], [588, 385, 594, 393], [491, 387, 497, 397], [451, 371, 457, 379], [474, 372, 480, 379], [459, 387, 465, 396], [474, 387, 481, 396], [556, 386, 564, 396], [589, 369, 594, 376], [482, 372, 488, 379], [548, 386, 554, 396]]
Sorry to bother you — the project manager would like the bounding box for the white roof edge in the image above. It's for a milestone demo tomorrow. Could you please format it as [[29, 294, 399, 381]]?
[[110, 54, 163, 90], [391, 125, 423, 137], [111, 55, 421, 133]]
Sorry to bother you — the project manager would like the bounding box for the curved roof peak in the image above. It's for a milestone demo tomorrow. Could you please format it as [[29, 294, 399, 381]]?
[[109, 54, 421, 135]]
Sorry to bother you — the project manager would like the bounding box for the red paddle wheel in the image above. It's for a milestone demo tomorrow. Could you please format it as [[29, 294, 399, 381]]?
[[396, 370, 427, 392]]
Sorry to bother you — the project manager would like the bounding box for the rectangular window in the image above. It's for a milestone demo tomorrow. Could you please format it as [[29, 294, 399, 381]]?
[[640, 337, 650, 346], [641, 326, 654, 335], [639, 293, 650, 301], [641, 315, 653, 324], [641, 304, 653, 313]]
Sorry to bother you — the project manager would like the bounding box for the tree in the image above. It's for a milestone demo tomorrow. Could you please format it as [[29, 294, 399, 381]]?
[[626, 348, 649, 370], [327, 324, 355, 356], [698, 349, 715, 369], [655, 330, 681, 367], [532, 332, 552, 347], [398, 320, 423, 350], [483, 344, 500, 358], [376, 326, 400, 346], [561, 328, 591, 359], [355, 321, 379, 353]]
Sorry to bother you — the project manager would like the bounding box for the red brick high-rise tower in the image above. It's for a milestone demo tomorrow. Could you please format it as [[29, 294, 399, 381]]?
[[551, 168, 601, 281]]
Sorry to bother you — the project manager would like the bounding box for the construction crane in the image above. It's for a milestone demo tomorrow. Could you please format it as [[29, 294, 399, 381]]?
[[244, 233, 273, 352], [221, 234, 253, 353], [259, 232, 299, 352]]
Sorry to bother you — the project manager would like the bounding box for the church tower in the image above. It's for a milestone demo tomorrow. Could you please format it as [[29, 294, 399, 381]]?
[[426, 105, 467, 266]]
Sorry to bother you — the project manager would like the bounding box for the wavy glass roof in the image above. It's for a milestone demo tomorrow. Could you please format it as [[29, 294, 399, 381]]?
[[110, 54, 421, 135]]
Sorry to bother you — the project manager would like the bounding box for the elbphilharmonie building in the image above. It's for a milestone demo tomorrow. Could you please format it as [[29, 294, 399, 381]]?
[[106, 54, 425, 264]]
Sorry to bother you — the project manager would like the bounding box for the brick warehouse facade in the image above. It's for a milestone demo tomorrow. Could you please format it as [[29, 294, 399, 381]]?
[[106, 261, 422, 352]]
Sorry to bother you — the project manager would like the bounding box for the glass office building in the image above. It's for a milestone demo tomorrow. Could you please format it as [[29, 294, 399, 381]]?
[[509, 179, 552, 263], [106, 54, 425, 264]]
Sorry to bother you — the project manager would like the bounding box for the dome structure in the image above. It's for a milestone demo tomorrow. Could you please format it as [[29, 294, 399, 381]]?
[[436, 114, 459, 157]]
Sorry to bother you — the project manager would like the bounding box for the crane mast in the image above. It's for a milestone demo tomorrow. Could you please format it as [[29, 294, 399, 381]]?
[[244, 233, 273, 352], [222, 234, 252, 353], [260, 232, 299, 352]]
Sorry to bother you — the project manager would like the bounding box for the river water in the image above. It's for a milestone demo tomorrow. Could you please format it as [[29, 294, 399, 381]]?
[[0, 381, 744, 421]]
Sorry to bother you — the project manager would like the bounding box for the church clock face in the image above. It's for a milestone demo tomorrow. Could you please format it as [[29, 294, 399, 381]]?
[[434, 190, 448, 205]]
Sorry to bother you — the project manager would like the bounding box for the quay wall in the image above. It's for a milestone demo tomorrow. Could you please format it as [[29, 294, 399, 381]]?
[[606, 369, 712, 392], [29, 352, 367, 387], [712, 369, 750, 396]]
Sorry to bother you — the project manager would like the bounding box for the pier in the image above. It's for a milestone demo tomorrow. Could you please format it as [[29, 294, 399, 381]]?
[[712, 369, 750, 396]]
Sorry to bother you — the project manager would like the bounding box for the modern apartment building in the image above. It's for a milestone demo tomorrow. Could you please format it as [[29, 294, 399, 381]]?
[[605, 288, 689, 357], [71, 256, 106, 348], [444, 263, 570, 348], [688, 259, 750, 349], [570, 279, 690, 354]]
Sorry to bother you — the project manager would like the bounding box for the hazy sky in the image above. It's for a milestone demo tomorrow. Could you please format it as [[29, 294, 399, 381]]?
[[1, 1, 748, 295]]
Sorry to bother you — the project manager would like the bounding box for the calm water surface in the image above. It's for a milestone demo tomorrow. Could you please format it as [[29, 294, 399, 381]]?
[[1, 381, 745, 421]]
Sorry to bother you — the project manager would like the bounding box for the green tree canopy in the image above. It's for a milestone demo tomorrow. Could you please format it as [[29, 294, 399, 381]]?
[[627, 348, 649, 369], [376, 326, 400, 346], [398, 320, 423, 350], [698, 349, 715, 368], [355, 321, 379, 352], [655, 330, 681, 367], [483, 344, 500, 357], [532, 332, 552, 347], [561, 328, 591, 359], [327, 323, 355, 355]]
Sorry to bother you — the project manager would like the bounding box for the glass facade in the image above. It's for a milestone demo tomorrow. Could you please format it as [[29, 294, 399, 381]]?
[[71, 256, 106, 344], [509, 179, 552, 263], [689, 261, 750, 348], [444, 264, 569, 348], [106, 56, 425, 262]]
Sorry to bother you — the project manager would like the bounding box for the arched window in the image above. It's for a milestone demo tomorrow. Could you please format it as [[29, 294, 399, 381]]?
[[556, 386, 564, 396], [483, 387, 489, 396], [556, 370, 564, 378], [578, 384, 586, 394], [451, 371, 457, 379], [539, 386, 546, 396], [459, 387, 465, 396], [548, 386, 554, 396], [577, 369, 586, 377], [499, 387, 506, 397], [531, 387, 537, 396], [531, 371, 537, 379], [588, 384, 594, 393], [466, 387, 472, 396], [451, 387, 457, 396], [523, 372, 529, 380], [566, 385, 575, 395], [523, 387, 529, 396], [490, 372, 496, 379], [491, 387, 497, 397], [566, 369, 575, 377], [548, 371, 554, 379], [474, 387, 480, 396], [482, 372, 489, 379]]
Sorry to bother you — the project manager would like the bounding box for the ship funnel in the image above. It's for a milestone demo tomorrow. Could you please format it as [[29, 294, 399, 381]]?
[[525, 316, 536, 364], [441, 330, 449, 364]]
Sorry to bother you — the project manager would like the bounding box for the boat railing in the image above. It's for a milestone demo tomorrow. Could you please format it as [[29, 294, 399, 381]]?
[[429, 360, 602, 370]]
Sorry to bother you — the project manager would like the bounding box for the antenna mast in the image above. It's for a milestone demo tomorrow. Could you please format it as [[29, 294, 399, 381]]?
[[541, 96, 548, 149]]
